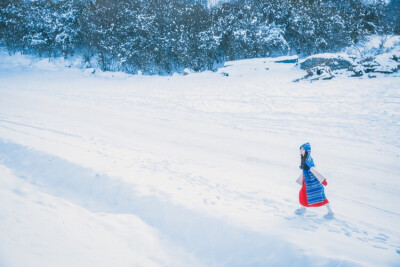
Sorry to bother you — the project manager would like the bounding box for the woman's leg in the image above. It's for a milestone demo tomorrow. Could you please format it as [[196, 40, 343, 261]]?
[[325, 203, 333, 213], [324, 203, 335, 218]]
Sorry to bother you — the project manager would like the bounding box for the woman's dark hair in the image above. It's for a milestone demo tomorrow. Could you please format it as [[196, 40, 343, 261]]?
[[299, 151, 308, 169]]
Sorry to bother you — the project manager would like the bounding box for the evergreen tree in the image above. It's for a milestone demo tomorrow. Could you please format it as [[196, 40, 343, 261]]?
[[0, 0, 395, 74], [388, 0, 400, 34]]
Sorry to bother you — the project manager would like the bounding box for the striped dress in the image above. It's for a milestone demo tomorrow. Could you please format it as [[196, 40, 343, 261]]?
[[299, 143, 329, 207]]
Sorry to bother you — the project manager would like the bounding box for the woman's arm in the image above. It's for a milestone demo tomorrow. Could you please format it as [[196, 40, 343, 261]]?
[[310, 167, 326, 184]]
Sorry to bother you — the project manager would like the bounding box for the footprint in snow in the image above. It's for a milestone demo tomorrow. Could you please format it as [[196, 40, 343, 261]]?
[[344, 231, 352, 237], [286, 213, 398, 254], [372, 245, 388, 250], [302, 225, 318, 232], [374, 234, 389, 243], [305, 213, 317, 217]]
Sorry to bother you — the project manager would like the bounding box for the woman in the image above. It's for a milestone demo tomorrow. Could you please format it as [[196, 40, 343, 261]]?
[[295, 142, 335, 219]]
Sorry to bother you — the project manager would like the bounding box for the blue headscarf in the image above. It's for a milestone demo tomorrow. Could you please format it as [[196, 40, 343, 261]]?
[[300, 142, 311, 154], [300, 142, 314, 168]]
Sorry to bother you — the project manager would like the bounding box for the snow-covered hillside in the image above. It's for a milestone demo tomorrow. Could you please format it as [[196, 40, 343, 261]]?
[[0, 50, 399, 266]]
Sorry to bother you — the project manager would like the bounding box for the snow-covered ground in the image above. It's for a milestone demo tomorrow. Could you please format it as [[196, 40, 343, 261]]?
[[0, 49, 399, 266]]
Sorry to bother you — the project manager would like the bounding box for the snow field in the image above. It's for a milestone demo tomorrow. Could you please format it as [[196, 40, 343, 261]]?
[[0, 51, 399, 266]]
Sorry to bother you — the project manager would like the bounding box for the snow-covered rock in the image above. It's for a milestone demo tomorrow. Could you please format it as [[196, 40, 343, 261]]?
[[349, 65, 364, 77], [296, 36, 400, 81], [294, 66, 334, 82], [360, 58, 381, 73], [299, 53, 355, 71]]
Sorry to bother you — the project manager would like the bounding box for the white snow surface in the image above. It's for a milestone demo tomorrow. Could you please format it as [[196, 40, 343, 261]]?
[[0, 50, 399, 266]]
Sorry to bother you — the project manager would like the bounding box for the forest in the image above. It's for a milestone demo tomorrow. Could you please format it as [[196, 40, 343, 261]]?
[[1, 0, 399, 74]]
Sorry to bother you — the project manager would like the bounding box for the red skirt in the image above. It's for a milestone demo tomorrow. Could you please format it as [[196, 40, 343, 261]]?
[[299, 178, 329, 207]]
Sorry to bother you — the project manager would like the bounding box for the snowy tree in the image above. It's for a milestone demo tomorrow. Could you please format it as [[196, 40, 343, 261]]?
[[0, 0, 27, 53], [388, 0, 400, 34], [0, 0, 395, 74], [54, 0, 83, 58]]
